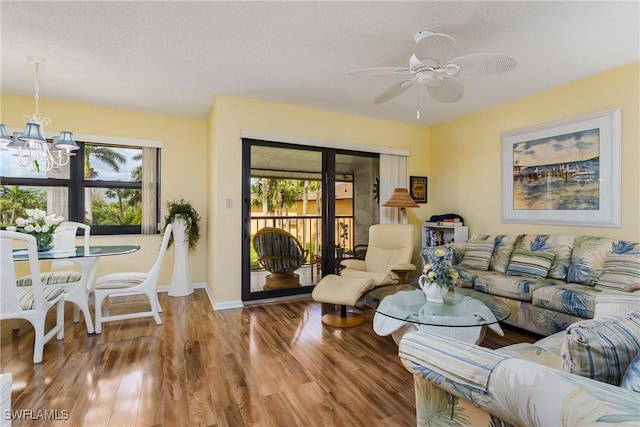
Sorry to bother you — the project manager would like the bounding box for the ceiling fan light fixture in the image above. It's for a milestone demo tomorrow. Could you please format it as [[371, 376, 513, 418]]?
[[426, 77, 444, 88], [348, 30, 515, 108], [445, 63, 460, 76]]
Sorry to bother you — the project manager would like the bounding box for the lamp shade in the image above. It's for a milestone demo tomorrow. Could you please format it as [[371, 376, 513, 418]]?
[[0, 124, 11, 143], [382, 188, 419, 208], [53, 131, 79, 151], [7, 132, 29, 149], [18, 122, 45, 143]]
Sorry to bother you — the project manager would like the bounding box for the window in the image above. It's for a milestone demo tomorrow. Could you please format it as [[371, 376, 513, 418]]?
[[0, 140, 160, 235]]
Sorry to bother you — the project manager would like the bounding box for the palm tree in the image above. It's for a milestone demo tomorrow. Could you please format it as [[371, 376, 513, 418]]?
[[0, 186, 45, 225], [301, 180, 320, 216], [84, 146, 126, 223], [84, 146, 126, 179]]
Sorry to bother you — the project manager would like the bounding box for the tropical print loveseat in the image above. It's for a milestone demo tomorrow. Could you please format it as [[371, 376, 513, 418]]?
[[398, 292, 640, 427], [429, 234, 640, 336]]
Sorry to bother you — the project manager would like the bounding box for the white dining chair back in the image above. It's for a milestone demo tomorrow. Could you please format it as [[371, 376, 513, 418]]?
[[15, 221, 95, 333], [0, 231, 65, 363], [93, 224, 173, 334], [52, 221, 91, 271]]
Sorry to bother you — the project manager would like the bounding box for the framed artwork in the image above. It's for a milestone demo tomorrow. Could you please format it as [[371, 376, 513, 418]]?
[[410, 176, 428, 203], [502, 107, 621, 227]]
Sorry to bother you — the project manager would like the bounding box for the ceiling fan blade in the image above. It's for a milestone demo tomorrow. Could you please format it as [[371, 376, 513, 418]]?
[[426, 76, 464, 103], [448, 53, 517, 78], [414, 32, 456, 67], [374, 80, 415, 104], [347, 67, 413, 76]]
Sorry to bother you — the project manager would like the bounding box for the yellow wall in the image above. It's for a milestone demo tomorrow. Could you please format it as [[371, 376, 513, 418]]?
[[208, 95, 429, 302], [4, 62, 637, 305], [1, 95, 209, 284], [429, 62, 639, 241]]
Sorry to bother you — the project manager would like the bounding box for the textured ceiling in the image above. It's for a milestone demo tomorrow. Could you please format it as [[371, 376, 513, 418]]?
[[1, 1, 638, 126]]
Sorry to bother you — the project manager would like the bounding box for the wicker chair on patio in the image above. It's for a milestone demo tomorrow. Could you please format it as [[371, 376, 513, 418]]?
[[253, 227, 309, 290]]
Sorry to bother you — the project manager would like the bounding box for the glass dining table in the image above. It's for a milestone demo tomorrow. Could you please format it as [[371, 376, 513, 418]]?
[[12, 245, 140, 334]]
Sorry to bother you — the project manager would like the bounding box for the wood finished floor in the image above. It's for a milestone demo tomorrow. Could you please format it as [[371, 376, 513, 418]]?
[[1, 290, 541, 427]]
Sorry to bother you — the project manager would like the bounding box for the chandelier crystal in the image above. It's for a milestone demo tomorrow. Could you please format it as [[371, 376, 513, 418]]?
[[0, 58, 79, 173]]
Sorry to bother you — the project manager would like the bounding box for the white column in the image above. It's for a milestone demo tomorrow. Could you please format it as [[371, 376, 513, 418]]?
[[168, 217, 194, 297]]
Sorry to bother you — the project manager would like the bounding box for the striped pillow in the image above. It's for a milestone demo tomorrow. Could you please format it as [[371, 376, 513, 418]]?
[[460, 240, 495, 271], [595, 252, 640, 292], [506, 249, 555, 278], [561, 311, 640, 385]]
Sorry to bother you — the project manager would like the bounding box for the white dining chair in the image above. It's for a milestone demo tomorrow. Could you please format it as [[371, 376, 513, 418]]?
[[93, 224, 173, 334], [16, 221, 95, 333], [1, 231, 65, 364]]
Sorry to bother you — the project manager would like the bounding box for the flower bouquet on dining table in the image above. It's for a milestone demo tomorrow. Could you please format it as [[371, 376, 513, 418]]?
[[6, 209, 65, 251]]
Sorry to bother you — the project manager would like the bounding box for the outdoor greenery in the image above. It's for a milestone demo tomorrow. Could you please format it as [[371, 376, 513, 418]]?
[[1, 145, 143, 228], [164, 198, 201, 250], [250, 178, 320, 216], [84, 146, 142, 226], [0, 186, 46, 226]]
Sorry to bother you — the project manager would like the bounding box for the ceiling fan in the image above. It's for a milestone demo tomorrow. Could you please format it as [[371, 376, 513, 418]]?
[[347, 31, 516, 104]]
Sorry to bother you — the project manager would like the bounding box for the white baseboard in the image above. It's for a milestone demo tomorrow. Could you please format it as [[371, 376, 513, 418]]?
[[157, 282, 244, 311], [158, 283, 313, 311]]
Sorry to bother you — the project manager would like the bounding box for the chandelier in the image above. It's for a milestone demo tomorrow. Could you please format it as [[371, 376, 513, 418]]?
[[0, 58, 79, 173]]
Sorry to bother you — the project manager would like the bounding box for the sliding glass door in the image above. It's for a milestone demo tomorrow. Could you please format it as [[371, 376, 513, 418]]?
[[241, 139, 378, 303]]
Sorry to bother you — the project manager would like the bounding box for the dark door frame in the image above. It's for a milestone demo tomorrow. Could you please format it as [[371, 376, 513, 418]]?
[[241, 138, 377, 303]]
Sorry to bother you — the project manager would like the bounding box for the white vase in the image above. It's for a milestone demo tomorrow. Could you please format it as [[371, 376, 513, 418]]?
[[418, 274, 448, 304], [424, 283, 448, 304], [168, 217, 194, 297]]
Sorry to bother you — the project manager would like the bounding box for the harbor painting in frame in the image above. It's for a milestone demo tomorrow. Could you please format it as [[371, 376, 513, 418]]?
[[502, 107, 621, 227]]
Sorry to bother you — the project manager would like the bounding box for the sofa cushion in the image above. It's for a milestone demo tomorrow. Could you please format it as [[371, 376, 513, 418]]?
[[451, 266, 476, 288], [514, 234, 575, 280], [561, 310, 640, 385], [507, 249, 555, 278], [620, 352, 640, 393], [595, 252, 640, 292], [532, 281, 599, 319], [460, 240, 495, 271], [567, 237, 639, 286], [470, 234, 520, 273], [474, 271, 548, 302]]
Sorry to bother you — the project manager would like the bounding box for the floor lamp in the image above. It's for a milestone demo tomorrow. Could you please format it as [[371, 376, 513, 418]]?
[[382, 188, 419, 224]]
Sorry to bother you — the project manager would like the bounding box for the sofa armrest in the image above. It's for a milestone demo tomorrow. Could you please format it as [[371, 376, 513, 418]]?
[[340, 259, 365, 270], [594, 291, 640, 318], [399, 330, 640, 427]]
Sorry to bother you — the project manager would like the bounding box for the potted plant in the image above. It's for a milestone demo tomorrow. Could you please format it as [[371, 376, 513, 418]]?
[[336, 222, 349, 258], [164, 198, 201, 297]]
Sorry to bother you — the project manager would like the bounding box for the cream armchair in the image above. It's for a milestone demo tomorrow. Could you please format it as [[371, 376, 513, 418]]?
[[340, 224, 416, 286], [312, 224, 416, 328]]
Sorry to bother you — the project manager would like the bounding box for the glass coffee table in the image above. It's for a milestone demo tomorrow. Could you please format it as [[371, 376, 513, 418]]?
[[365, 284, 510, 344]]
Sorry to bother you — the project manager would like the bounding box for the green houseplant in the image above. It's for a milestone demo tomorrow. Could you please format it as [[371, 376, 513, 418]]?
[[164, 198, 201, 250], [164, 198, 201, 297]]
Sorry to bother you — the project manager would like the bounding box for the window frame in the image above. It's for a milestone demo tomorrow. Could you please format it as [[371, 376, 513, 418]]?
[[0, 140, 161, 235]]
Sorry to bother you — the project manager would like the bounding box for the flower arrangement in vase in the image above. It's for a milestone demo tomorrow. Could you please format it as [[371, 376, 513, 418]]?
[[7, 209, 65, 251], [419, 246, 459, 303]]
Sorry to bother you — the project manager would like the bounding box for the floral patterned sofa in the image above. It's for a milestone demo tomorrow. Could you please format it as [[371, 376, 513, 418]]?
[[432, 234, 640, 336], [398, 292, 640, 427]]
